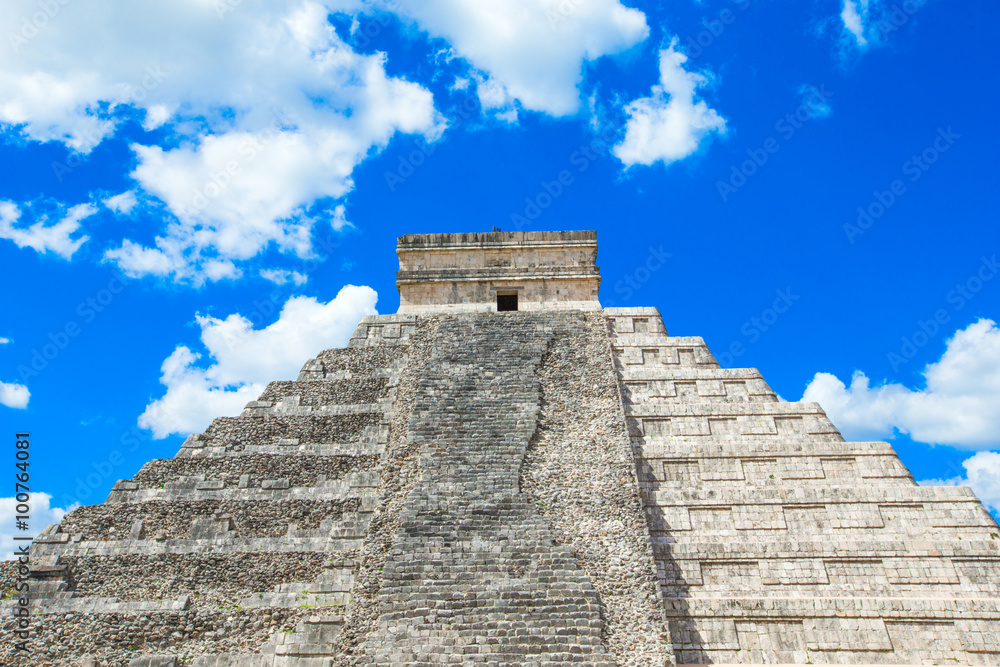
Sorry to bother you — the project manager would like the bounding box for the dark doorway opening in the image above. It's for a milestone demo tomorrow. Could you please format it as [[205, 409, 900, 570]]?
[[497, 294, 518, 311]]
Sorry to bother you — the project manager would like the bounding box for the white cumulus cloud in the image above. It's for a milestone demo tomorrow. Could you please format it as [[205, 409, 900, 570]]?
[[802, 319, 1000, 449], [920, 451, 1000, 517], [1, 0, 444, 282], [139, 284, 378, 438], [0, 201, 93, 259], [386, 0, 649, 117], [613, 42, 727, 168], [0, 493, 68, 560], [0, 381, 30, 409]]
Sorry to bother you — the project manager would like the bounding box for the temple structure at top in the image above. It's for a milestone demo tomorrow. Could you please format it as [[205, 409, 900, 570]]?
[[395, 230, 602, 312]]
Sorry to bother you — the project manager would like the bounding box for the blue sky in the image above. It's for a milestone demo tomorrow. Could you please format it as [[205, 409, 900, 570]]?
[[1, 0, 999, 549]]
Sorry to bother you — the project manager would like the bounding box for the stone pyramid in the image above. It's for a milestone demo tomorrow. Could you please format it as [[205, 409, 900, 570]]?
[[3, 230, 998, 667]]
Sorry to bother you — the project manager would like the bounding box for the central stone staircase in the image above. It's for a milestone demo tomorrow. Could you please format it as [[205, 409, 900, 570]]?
[[366, 313, 615, 665]]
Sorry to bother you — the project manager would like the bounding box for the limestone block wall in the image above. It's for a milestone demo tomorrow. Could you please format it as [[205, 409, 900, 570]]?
[[605, 306, 1000, 666], [396, 275, 601, 313]]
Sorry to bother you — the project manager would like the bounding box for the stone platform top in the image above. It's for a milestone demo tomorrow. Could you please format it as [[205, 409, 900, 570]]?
[[396, 230, 601, 313], [396, 229, 598, 249]]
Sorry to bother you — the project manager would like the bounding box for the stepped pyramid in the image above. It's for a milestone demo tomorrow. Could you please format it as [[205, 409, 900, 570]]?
[[3, 230, 999, 667]]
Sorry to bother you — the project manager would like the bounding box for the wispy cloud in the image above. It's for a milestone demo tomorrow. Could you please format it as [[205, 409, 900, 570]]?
[[840, 0, 870, 48], [0, 201, 93, 259]]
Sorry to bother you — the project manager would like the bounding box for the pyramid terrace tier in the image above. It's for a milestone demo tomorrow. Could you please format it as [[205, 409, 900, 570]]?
[[180, 414, 387, 455], [106, 470, 377, 502], [4, 608, 320, 666], [636, 440, 914, 486], [247, 378, 390, 408], [619, 367, 779, 404], [664, 597, 1000, 666], [626, 400, 843, 440], [657, 538, 1000, 597], [38, 552, 338, 603], [642, 484, 996, 534], [128, 453, 379, 489], [612, 337, 722, 369], [33, 533, 366, 557], [46, 496, 368, 542]]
